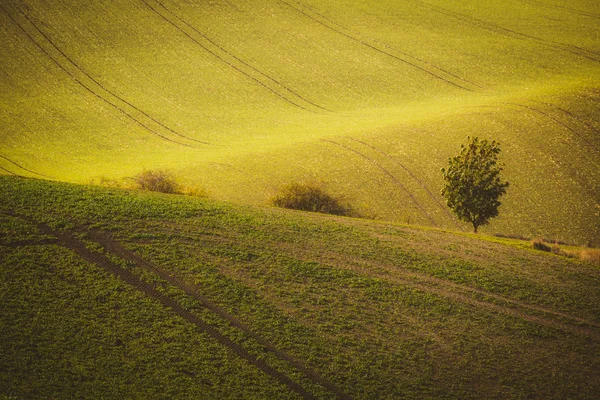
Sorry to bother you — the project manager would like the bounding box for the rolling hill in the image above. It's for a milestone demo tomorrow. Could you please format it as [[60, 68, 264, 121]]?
[[1, 0, 599, 244], [1, 176, 599, 399]]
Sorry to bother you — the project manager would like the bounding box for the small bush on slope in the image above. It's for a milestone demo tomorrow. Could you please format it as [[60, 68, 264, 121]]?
[[271, 183, 353, 216], [134, 170, 181, 194]]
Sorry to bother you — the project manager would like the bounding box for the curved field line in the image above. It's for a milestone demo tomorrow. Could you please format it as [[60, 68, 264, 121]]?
[[287, 245, 600, 340], [152, 0, 334, 113], [0, 4, 195, 148], [465, 102, 600, 198], [321, 139, 438, 226], [3, 2, 209, 147], [347, 137, 464, 231], [22, 218, 330, 400], [0, 154, 54, 179], [532, 100, 600, 137], [500, 102, 600, 169], [139, 0, 319, 114], [277, 0, 478, 92], [0, 165, 18, 176], [289, 0, 487, 91], [89, 230, 353, 400], [411, 0, 600, 63], [517, 0, 600, 21]]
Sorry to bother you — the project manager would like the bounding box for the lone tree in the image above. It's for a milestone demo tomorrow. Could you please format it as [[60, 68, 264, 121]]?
[[441, 136, 509, 233]]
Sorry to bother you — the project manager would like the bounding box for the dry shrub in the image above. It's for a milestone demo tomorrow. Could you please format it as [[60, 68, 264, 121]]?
[[271, 183, 353, 216], [531, 238, 552, 252], [577, 248, 600, 264], [134, 170, 181, 194]]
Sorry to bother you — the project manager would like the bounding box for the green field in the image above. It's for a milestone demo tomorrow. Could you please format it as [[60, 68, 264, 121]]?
[[1, 1, 600, 397], [1, 0, 599, 244], [1, 176, 600, 399]]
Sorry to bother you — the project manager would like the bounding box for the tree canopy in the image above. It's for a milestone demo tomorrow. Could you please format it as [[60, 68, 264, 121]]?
[[441, 137, 509, 233]]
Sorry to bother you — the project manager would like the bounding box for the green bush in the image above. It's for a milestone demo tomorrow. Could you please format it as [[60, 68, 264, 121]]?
[[271, 183, 352, 216], [134, 170, 181, 194]]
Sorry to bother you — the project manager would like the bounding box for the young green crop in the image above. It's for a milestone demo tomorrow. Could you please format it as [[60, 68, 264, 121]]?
[[1, 177, 599, 399]]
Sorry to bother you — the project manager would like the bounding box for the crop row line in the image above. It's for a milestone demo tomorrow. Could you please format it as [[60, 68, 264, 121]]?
[[346, 137, 464, 231], [0, 154, 53, 179], [14, 213, 352, 400], [278, 0, 482, 93], [459, 101, 600, 199], [412, 0, 600, 63], [289, 0, 488, 91], [502, 102, 600, 166], [1, 2, 208, 148], [517, 0, 600, 21], [140, 0, 330, 114], [321, 139, 438, 226], [152, 0, 334, 113], [494, 102, 600, 197]]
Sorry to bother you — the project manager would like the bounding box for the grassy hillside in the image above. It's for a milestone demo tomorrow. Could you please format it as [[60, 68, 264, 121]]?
[[1, 177, 599, 399], [1, 0, 599, 244]]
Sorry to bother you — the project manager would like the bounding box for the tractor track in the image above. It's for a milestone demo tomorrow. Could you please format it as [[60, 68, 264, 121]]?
[[149, 0, 334, 114], [89, 229, 352, 400], [502, 102, 599, 152], [321, 139, 438, 227], [13, 213, 352, 400], [0, 166, 16, 176], [517, 0, 600, 21], [139, 0, 327, 114], [287, 0, 487, 92], [498, 102, 600, 179], [0, 154, 54, 180], [277, 0, 480, 93], [460, 102, 600, 196], [411, 0, 600, 63], [1, 2, 208, 148], [347, 137, 464, 231], [286, 245, 600, 341], [531, 100, 600, 142]]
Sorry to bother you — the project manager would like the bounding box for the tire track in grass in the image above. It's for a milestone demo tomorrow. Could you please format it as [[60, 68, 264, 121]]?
[[411, 0, 600, 63], [20, 218, 336, 400], [0, 154, 54, 179], [89, 230, 353, 400], [277, 0, 480, 92], [149, 0, 334, 113], [0, 2, 207, 148], [139, 0, 324, 114], [287, 0, 487, 92], [285, 244, 600, 340], [321, 139, 438, 227], [346, 137, 464, 231]]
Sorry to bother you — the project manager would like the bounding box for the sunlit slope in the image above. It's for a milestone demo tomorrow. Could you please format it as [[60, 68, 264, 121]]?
[[0, 0, 599, 243]]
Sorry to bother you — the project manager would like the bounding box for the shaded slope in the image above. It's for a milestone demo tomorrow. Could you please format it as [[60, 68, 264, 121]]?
[[1, 177, 599, 399]]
